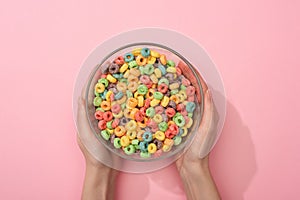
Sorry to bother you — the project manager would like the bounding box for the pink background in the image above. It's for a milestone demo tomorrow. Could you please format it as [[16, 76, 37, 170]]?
[[0, 0, 299, 199]]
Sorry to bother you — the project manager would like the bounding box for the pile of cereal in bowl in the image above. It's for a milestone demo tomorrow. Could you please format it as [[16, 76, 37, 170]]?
[[92, 47, 197, 158]]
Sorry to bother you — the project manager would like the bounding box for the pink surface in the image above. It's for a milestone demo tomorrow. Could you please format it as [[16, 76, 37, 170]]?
[[0, 0, 299, 199]]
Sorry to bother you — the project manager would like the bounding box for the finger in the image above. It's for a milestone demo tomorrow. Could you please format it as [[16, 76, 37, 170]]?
[[200, 89, 213, 130]]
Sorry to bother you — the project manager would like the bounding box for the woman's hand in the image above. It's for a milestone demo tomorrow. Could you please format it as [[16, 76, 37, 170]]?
[[77, 85, 118, 200]]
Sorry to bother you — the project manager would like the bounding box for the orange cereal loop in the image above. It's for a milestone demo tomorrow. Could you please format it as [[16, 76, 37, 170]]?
[[116, 95, 127, 104], [164, 138, 174, 147], [160, 54, 167, 65], [137, 121, 146, 128], [168, 120, 175, 126], [170, 95, 180, 104], [129, 108, 139, 119], [129, 68, 141, 77], [115, 126, 126, 137], [100, 101, 111, 111], [146, 89, 155, 100], [136, 55, 147, 66], [127, 97, 138, 109]]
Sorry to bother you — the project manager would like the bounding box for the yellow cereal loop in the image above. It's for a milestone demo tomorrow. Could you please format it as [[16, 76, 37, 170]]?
[[106, 90, 113, 101], [150, 74, 158, 84], [117, 82, 127, 92], [181, 127, 188, 137], [161, 96, 169, 107], [95, 83, 105, 93], [137, 130, 145, 141], [119, 63, 129, 73], [150, 99, 160, 107], [123, 70, 130, 78], [123, 108, 131, 118], [147, 56, 156, 64], [106, 129, 114, 134], [151, 84, 157, 89], [127, 75, 139, 83], [155, 131, 165, 141], [146, 89, 155, 100], [125, 120, 137, 131], [150, 50, 160, 58], [137, 96, 144, 107], [132, 48, 142, 56], [154, 68, 162, 78], [120, 135, 130, 147], [106, 74, 117, 83], [134, 91, 139, 98], [148, 143, 157, 154], [153, 114, 163, 123], [126, 130, 137, 140], [176, 94, 185, 103], [113, 111, 123, 118], [179, 90, 187, 99], [166, 67, 177, 73], [127, 97, 138, 109]]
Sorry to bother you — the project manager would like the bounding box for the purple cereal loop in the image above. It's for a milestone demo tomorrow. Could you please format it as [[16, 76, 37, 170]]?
[[110, 134, 116, 143], [168, 100, 176, 109], [120, 117, 129, 126], [107, 83, 116, 90], [144, 127, 151, 132], [153, 139, 163, 149], [151, 126, 158, 132], [108, 63, 120, 74], [101, 62, 111, 74], [165, 90, 171, 97], [161, 114, 168, 122], [109, 87, 118, 94], [165, 73, 174, 81]]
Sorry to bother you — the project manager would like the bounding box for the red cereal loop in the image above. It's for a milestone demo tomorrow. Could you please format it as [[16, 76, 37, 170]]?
[[114, 56, 124, 65], [180, 109, 188, 116], [169, 124, 179, 134], [101, 74, 107, 78], [144, 99, 150, 108], [184, 116, 190, 124], [187, 95, 195, 102], [158, 83, 168, 93], [103, 111, 113, 121], [110, 93, 114, 101], [134, 111, 144, 122], [140, 75, 151, 84], [145, 82, 153, 89], [165, 129, 175, 139], [140, 107, 146, 115], [165, 107, 176, 117], [182, 77, 191, 86], [94, 110, 104, 120], [176, 103, 185, 111], [151, 126, 158, 132], [98, 120, 107, 130], [112, 118, 119, 128]]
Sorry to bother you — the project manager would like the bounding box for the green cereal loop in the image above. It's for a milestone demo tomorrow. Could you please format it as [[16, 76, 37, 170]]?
[[173, 136, 182, 146], [137, 84, 148, 95], [139, 66, 145, 75], [158, 121, 168, 131], [146, 107, 155, 118], [134, 144, 140, 150], [126, 90, 133, 98], [121, 103, 126, 110], [170, 89, 179, 95], [128, 60, 138, 68], [93, 97, 102, 106], [180, 85, 186, 90], [98, 78, 108, 87], [153, 92, 163, 100], [140, 151, 151, 158], [131, 139, 139, 145], [114, 138, 122, 148], [174, 115, 186, 127], [106, 120, 113, 129], [96, 107, 105, 112], [188, 113, 193, 118], [119, 78, 128, 84], [158, 77, 169, 86], [166, 60, 175, 67], [124, 144, 136, 155], [94, 90, 100, 97], [101, 130, 110, 141], [143, 64, 154, 75]]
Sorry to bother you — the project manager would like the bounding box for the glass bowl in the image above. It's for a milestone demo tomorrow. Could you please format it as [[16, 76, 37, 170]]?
[[85, 43, 203, 165]]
